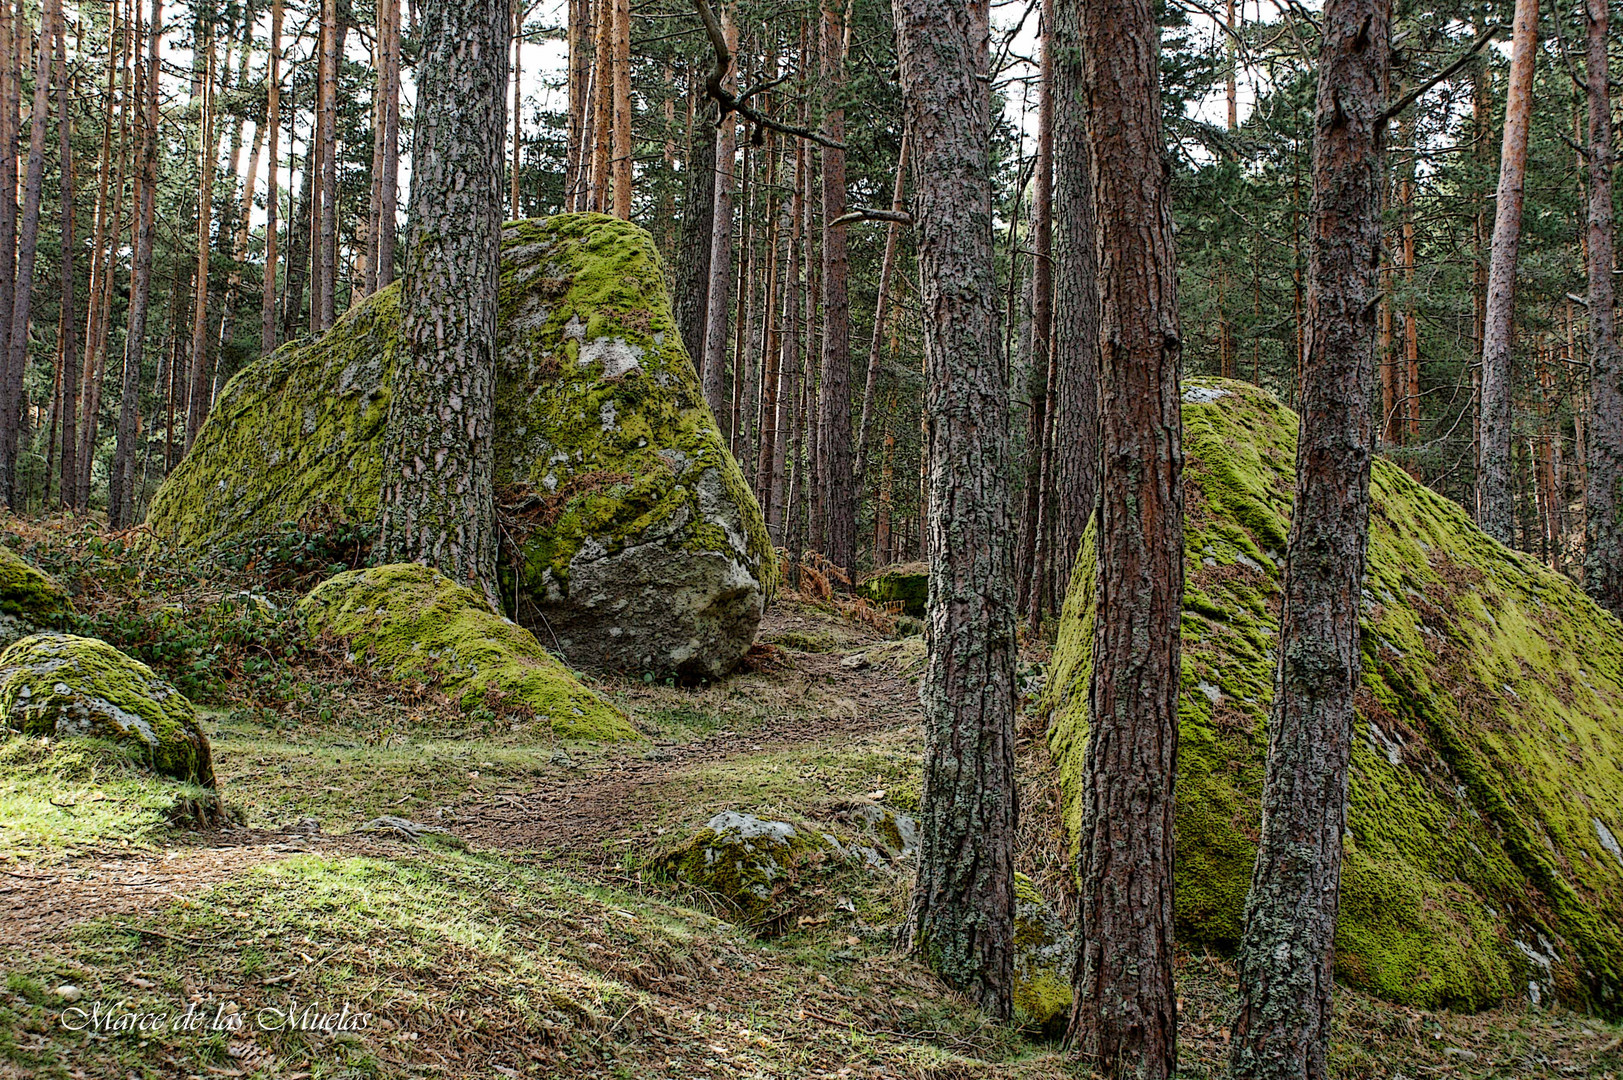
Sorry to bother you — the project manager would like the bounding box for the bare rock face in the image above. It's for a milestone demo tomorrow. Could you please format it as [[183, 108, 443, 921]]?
[[146, 214, 775, 680]]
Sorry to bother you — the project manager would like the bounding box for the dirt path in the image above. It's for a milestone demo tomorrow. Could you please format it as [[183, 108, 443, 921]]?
[[454, 615, 925, 855], [0, 606, 924, 947]]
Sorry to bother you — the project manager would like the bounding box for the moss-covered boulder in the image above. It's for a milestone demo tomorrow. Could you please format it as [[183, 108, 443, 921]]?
[[298, 563, 635, 741], [0, 633, 213, 785], [0, 547, 71, 648], [653, 811, 836, 926], [147, 213, 775, 680], [858, 562, 928, 617], [1013, 874, 1073, 1035], [1041, 377, 1623, 1014]]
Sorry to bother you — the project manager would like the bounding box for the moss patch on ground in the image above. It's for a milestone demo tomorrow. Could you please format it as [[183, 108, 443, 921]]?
[[299, 563, 634, 741], [1041, 377, 1623, 1014]]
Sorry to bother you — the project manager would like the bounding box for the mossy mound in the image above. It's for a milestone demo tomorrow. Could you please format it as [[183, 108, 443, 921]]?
[[1041, 377, 1623, 1014], [298, 563, 635, 741], [858, 562, 927, 617], [653, 811, 838, 927], [0, 546, 71, 649], [0, 633, 213, 785], [1013, 874, 1073, 1035], [147, 213, 775, 681]]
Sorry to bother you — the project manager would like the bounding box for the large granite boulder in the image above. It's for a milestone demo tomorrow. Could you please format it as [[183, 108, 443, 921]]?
[[299, 563, 635, 741], [146, 214, 775, 680], [0, 546, 71, 649], [0, 633, 213, 784], [1042, 378, 1623, 1014]]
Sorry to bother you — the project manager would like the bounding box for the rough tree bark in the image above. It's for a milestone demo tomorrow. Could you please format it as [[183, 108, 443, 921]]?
[[674, 97, 717, 371], [378, 0, 510, 604], [817, 0, 854, 580], [1582, 0, 1619, 616], [1476, 0, 1537, 543], [316, 0, 339, 330], [378, 0, 401, 287], [184, 29, 216, 451], [261, 0, 282, 354], [53, 0, 74, 506], [1019, 20, 1054, 625], [2, 0, 54, 505], [1050, 0, 1098, 593], [700, 8, 738, 435], [1065, 0, 1184, 1068], [110, 0, 161, 528], [611, 0, 631, 216], [895, 0, 1018, 1019], [853, 135, 908, 491], [1228, 0, 1390, 1073]]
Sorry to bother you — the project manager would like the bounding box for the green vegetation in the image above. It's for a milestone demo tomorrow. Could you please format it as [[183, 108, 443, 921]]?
[[300, 563, 634, 741], [1042, 378, 1623, 1013], [0, 634, 214, 785]]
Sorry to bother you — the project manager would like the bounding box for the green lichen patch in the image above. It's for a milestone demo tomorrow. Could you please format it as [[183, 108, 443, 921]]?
[[146, 213, 775, 681], [858, 562, 928, 618], [0, 633, 213, 785], [297, 563, 635, 742], [0, 545, 71, 650], [1013, 873, 1073, 1036], [1041, 377, 1623, 1014], [651, 810, 840, 930]]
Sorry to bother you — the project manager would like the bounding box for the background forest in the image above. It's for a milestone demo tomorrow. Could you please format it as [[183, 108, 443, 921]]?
[[0, 0, 1608, 606]]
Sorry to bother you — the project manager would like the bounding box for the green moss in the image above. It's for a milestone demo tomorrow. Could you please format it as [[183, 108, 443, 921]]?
[[652, 811, 835, 928], [1041, 377, 1623, 1014], [0, 547, 70, 624], [298, 563, 635, 741], [858, 562, 928, 617], [0, 633, 213, 785], [147, 213, 775, 678], [1012, 873, 1073, 1035]]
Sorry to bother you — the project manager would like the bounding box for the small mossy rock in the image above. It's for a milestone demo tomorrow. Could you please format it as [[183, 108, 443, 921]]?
[[841, 803, 918, 868], [1013, 874, 1073, 1035], [147, 213, 775, 681], [857, 561, 928, 617], [298, 563, 635, 741], [1041, 377, 1623, 1014], [0, 633, 213, 785], [0, 547, 71, 649], [653, 811, 834, 926]]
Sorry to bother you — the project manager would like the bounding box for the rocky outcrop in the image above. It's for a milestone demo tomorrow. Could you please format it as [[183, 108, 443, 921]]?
[[0, 546, 71, 649], [1042, 378, 1623, 1014], [0, 633, 213, 784], [653, 811, 838, 926], [857, 562, 927, 618], [299, 563, 635, 741], [146, 213, 775, 680]]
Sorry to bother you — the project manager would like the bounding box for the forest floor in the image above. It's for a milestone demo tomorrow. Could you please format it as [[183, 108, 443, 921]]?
[[0, 517, 1621, 1079]]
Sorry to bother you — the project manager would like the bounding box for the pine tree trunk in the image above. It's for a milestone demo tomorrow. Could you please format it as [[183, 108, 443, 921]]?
[[316, 0, 339, 329], [610, 0, 630, 217], [1050, 0, 1098, 597], [262, 0, 282, 353], [184, 29, 216, 451], [1477, 0, 1538, 543], [1023, 21, 1055, 625], [110, 0, 160, 528], [588, 0, 611, 211], [1066, 0, 1184, 1066], [1583, 0, 1619, 614], [817, 0, 854, 582], [700, 10, 737, 435], [2, 0, 54, 505], [896, 0, 1017, 1019], [768, 133, 803, 541], [378, 0, 401, 287], [53, 2, 73, 507], [564, 0, 588, 209], [1228, 0, 1388, 1073], [673, 97, 716, 370], [853, 135, 907, 489], [378, 0, 510, 604]]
